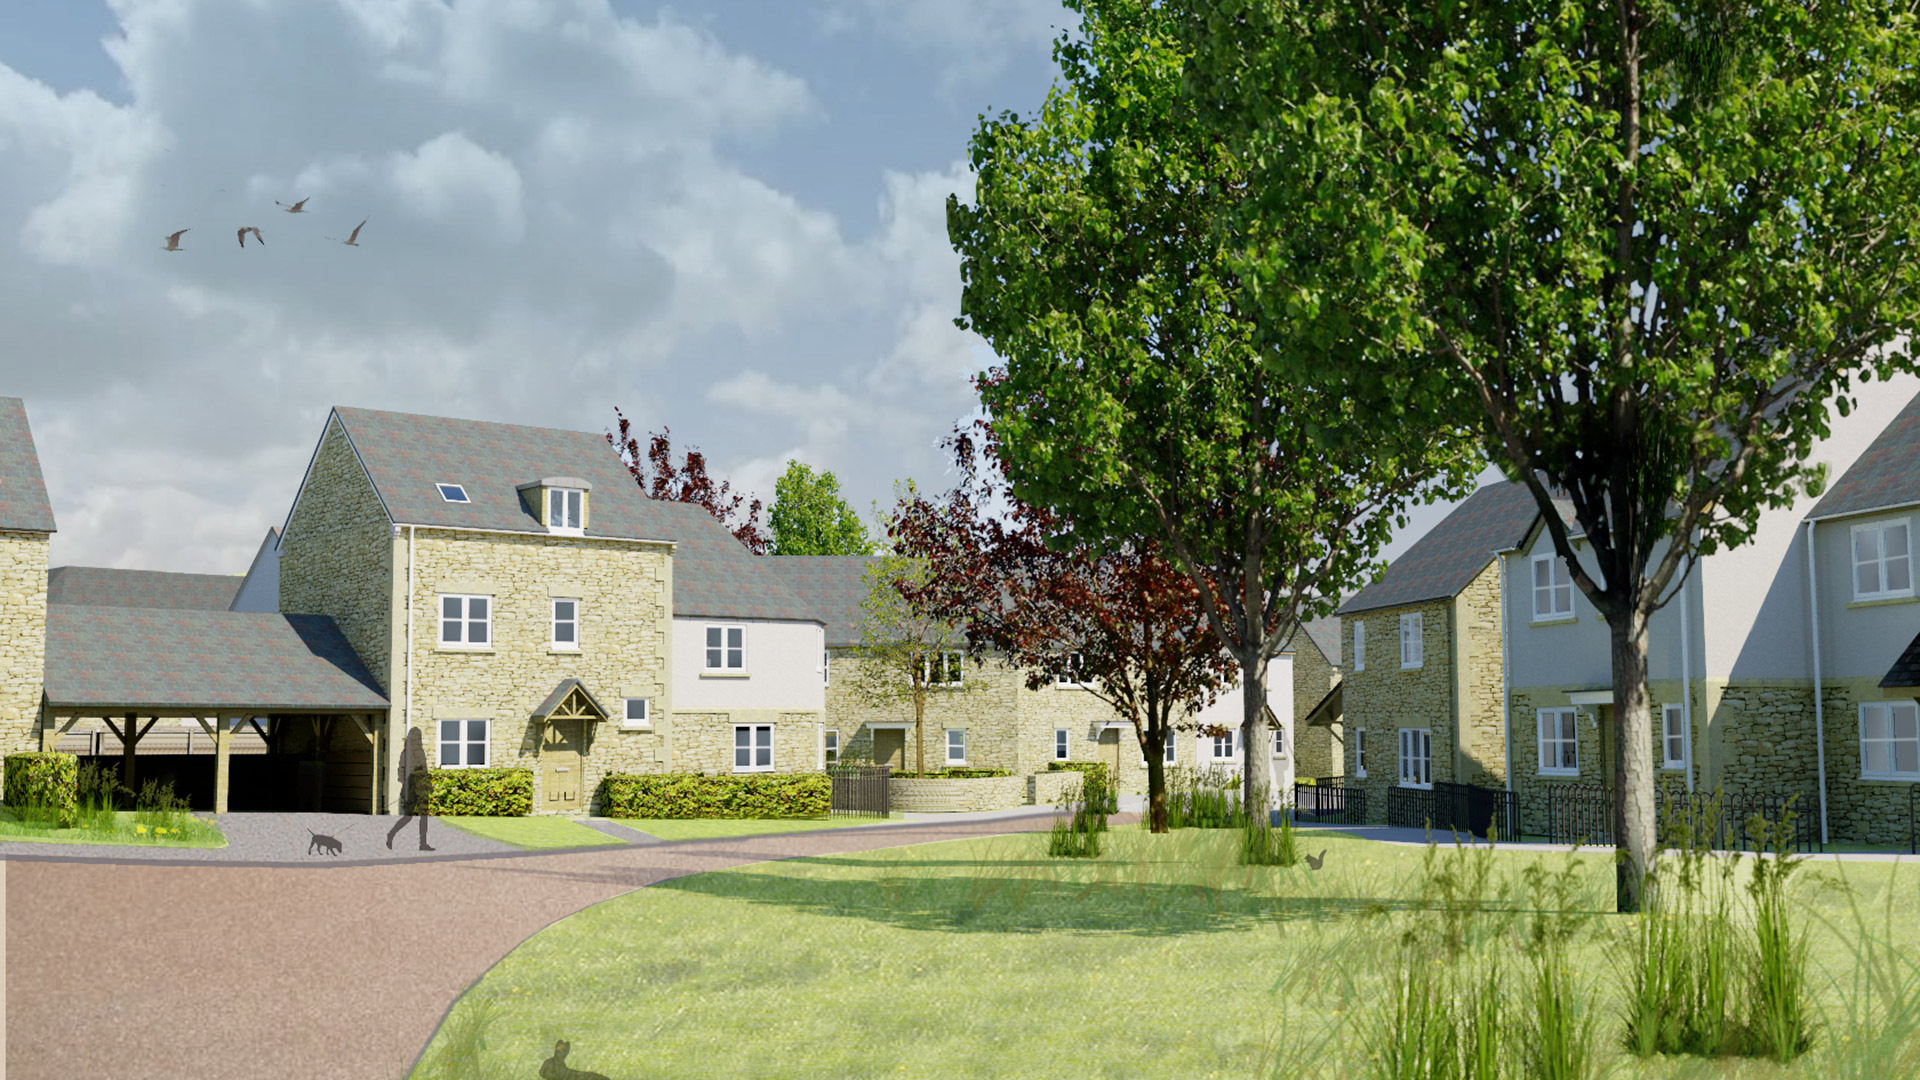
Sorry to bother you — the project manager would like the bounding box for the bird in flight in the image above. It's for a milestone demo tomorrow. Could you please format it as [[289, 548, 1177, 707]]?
[[276, 197, 309, 213], [237, 226, 264, 248], [162, 229, 189, 251], [327, 219, 367, 247]]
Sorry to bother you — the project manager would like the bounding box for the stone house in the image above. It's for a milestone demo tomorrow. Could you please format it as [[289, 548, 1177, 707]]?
[[1336, 482, 1538, 822], [0, 398, 55, 760], [1288, 617, 1343, 780]]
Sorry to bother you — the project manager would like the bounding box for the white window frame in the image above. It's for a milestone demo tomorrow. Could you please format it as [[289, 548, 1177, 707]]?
[[1532, 553, 1575, 620], [438, 718, 490, 768], [437, 594, 491, 649], [946, 728, 967, 765], [1211, 730, 1236, 761], [1399, 613, 1423, 669], [622, 697, 650, 729], [1352, 622, 1366, 671], [923, 649, 965, 688], [1538, 708, 1580, 777], [1273, 725, 1287, 757], [1398, 728, 1432, 788], [551, 597, 580, 651], [822, 650, 830, 687], [824, 729, 839, 765], [546, 486, 584, 534], [705, 624, 746, 672], [1852, 518, 1914, 601], [733, 724, 773, 772], [1355, 728, 1367, 778], [1661, 703, 1688, 771], [1055, 651, 1086, 687], [435, 483, 469, 503], [1860, 701, 1920, 780], [1055, 728, 1069, 761]]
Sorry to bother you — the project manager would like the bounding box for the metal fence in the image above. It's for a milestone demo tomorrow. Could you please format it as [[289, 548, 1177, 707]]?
[[1292, 779, 1367, 826], [1911, 784, 1918, 856], [829, 765, 891, 818], [1543, 784, 1822, 853], [1387, 782, 1519, 840]]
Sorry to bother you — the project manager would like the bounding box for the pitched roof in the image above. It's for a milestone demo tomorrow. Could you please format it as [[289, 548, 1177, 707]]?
[[531, 677, 612, 721], [1811, 389, 1920, 520], [0, 397, 56, 534], [1337, 482, 1542, 616], [320, 407, 814, 622], [764, 555, 882, 647], [48, 566, 244, 611], [1881, 630, 1920, 688], [1295, 615, 1341, 666], [43, 607, 389, 711]]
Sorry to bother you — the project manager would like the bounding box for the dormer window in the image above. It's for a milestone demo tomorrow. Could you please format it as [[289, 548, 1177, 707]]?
[[515, 477, 592, 535], [436, 483, 470, 503], [548, 488, 582, 530]]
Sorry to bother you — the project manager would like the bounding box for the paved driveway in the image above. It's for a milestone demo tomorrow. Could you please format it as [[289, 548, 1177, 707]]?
[[8, 808, 1117, 1080]]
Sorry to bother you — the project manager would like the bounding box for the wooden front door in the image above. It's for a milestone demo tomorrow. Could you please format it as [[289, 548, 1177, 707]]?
[[1099, 728, 1124, 779], [872, 729, 905, 770], [540, 720, 583, 809]]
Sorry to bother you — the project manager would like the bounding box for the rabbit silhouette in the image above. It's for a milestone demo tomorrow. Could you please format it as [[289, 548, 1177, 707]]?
[[539, 1039, 610, 1080]]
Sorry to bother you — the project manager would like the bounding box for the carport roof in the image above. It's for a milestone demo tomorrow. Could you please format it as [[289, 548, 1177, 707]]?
[[44, 606, 389, 712], [48, 566, 244, 611]]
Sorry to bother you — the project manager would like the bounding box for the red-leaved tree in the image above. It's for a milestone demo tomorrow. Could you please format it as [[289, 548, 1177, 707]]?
[[892, 421, 1240, 833], [609, 407, 770, 554]]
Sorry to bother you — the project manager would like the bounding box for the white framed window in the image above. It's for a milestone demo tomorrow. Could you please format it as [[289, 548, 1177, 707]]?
[[1165, 731, 1178, 764], [1355, 728, 1367, 777], [1398, 728, 1432, 787], [1662, 703, 1688, 770], [1860, 701, 1920, 779], [1352, 622, 1366, 671], [1532, 553, 1574, 619], [1538, 708, 1579, 776], [923, 649, 965, 688], [438, 718, 489, 768], [1055, 652, 1085, 686], [551, 598, 579, 650], [1273, 726, 1286, 756], [705, 625, 745, 671], [1211, 730, 1236, 760], [825, 729, 839, 765], [1853, 519, 1913, 600], [436, 483, 469, 503], [946, 728, 967, 764], [622, 697, 650, 728], [1055, 728, 1069, 761], [546, 487, 584, 532], [438, 594, 491, 648], [823, 650, 830, 687], [734, 724, 773, 772], [1399, 613, 1423, 669]]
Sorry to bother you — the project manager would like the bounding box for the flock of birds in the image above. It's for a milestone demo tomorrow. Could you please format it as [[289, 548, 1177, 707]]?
[[161, 197, 366, 252]]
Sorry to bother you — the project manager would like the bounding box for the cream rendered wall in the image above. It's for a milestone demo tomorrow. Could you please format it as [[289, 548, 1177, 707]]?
[[671, 617, 826, 712], [1186, 655, 1294, 802]]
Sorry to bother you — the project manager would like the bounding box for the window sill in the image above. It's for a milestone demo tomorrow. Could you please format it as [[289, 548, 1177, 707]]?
[[1400, 663, 1423, 671], [732, 767, 774, 774], [1858, 774, 1920, 784], [435, 645, 495, 654], [700, 670, 751, 679], [1537, 770, 1583, 779], [1398, 782, 1433, 790], [1530, 615, 1577, 626], [546, 527, 585, 537], [620, 722, 653, 732], [549, 646, 581, 655], [1848, 594, 1918, 609], [1661, 764, 1689, 772]]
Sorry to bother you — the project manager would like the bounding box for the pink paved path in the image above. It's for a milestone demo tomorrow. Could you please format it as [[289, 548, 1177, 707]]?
[[8, 811, 1114, 1080]]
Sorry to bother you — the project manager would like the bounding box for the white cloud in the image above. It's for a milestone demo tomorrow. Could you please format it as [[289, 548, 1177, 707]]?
[[820, 0, 1073, 91]]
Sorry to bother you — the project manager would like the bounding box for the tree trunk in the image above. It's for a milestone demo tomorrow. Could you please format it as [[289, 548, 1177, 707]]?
[[1608, 609, 1657, 913], [913, 690, 925, 777], [1241, 656, 1267, 823], [1145, 725, 1168, 833]]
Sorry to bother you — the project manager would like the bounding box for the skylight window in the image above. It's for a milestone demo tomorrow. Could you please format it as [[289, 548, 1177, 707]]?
[[437, 484, 470, 503]]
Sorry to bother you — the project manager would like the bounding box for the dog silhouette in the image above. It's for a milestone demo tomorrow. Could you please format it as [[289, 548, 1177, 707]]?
[[540, 1039, 610, 1080], [306, 824, 355, 856]]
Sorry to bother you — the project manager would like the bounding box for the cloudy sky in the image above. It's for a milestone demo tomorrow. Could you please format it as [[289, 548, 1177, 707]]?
[[2, 0, 1489, 582]]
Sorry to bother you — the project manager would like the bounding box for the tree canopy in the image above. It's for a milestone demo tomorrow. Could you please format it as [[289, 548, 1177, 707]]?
[[769, 460, 874, 556], [608, 408, 770, 554]]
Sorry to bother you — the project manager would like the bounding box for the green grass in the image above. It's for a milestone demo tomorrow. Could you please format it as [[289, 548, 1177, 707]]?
[[435, 816, 630, 850], [604, 813, 906, 841], [0, 807, 226, 848]]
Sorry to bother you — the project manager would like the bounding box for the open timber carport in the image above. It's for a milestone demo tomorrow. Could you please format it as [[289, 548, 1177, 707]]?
[[38, 604, 390, 813]]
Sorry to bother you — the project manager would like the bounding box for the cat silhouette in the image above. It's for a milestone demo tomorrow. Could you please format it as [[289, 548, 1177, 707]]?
[[540, 1039, 610, 1080], [306, 824, 354, 856]]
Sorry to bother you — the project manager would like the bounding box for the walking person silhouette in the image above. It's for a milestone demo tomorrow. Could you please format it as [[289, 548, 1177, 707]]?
[[386, 726, 436, 851]]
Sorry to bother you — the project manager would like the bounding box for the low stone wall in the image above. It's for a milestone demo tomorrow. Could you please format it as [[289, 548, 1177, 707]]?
[[1028, 771, 1081, 807], [888, 774, 1026, 812]]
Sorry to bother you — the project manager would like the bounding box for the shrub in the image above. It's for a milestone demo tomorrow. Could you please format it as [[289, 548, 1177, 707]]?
[[1047, 761, 1116, 812], [1239, 804, 1298, 867], [600, 773, 830, 819], [76, 759, 133, 811], [4, 752, 78, 826], [420, 768, 534, 816], [1047, 778, 1104, 858]]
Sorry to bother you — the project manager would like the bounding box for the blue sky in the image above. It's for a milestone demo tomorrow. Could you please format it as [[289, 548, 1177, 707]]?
[[0, 0, 1489, 581]]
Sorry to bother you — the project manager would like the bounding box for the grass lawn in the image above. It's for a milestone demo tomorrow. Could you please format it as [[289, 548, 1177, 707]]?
[[602, 813, 907, 841], [436, 816, 629, 850], [0, 808, 225, 848], [409, 826, 1920, 1080]]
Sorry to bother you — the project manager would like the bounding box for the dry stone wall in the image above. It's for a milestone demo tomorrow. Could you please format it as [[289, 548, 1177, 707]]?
[[0, 531, 47, 756], [280, 418, 396, 693]]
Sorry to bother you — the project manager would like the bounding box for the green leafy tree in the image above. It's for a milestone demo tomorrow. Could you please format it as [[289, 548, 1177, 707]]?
[[769, 460, 874, 556], [947, 0, 1479, 815], [1189, 0, 1920, 909]]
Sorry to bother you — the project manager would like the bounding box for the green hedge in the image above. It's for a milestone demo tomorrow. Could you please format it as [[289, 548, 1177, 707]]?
[[4, 753, 79, 826], [600, 773, 830, 819], [888, 768, 1013, 779], [1047, 760, 1118, 813], [415, 768, 533, 816]]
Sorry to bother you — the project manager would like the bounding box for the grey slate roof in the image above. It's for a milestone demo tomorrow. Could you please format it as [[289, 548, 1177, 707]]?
[[322, 407, 815, 623], [48, 566, 244, 611], [0, 397, 56, 534], [531, 677, 612, 720], [1296, 616, 1341, 666], [1880, 630, 1920, 688], [43, 606, 389, 711], [764, 556, 882, 646], [1810, 388, 1920, 520], [1338, 482, 1542, 616]]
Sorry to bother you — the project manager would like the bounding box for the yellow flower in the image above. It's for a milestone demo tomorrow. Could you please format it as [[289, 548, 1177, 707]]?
[[134, 824, 147, 833]]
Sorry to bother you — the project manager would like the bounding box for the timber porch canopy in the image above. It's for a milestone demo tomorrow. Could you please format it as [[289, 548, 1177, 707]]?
[[39, 605, 390, 812]]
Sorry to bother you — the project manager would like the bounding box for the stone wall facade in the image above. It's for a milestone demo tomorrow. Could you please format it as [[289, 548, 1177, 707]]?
[[0, 531, 48, 756], [1341, 598, 1458, 823], [890, 774, 1027, 812], [1454, 563, 1507, 788], [280, 417, 397, 694], [673, 711, 824, 778], [1289, 628, 1342, 780]]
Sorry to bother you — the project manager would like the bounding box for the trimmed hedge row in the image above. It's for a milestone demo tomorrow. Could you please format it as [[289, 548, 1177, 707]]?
[[600, 772, 830, 819], [4, 752, 79, 825], [413, 768, 533, 816]]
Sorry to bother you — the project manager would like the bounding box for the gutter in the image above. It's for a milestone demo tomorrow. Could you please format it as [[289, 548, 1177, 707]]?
[[392, 522, 677, 549], [1679, 580, 1695, 795], [405, 522, 415, 819], [1806, 519, 1832, 846]]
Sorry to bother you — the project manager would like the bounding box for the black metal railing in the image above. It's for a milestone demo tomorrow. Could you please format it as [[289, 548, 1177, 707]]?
[[1292, 779, 1367, 825], [829, 765, 891, 818], [1543, 784, 1821, 853], [1386, 782, 1519, 840], [1910, 784, 1918, 856]]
